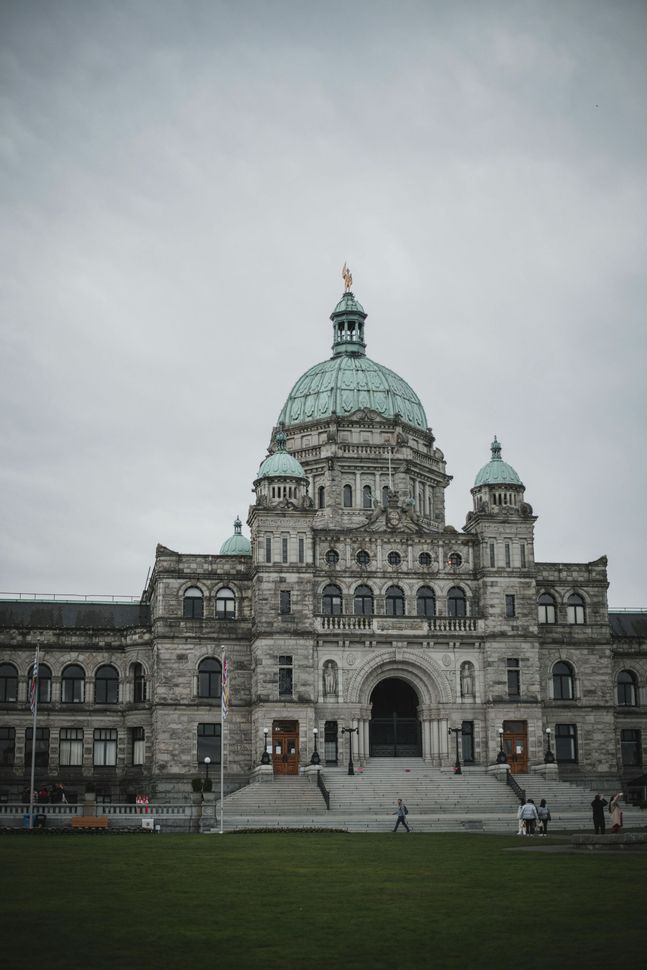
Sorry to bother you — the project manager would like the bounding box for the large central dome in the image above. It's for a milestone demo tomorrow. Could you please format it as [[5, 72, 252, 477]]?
[[277, 291, 428, 430]]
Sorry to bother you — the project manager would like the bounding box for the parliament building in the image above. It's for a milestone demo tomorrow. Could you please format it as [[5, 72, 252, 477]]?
[[1, 281, 645, 803]]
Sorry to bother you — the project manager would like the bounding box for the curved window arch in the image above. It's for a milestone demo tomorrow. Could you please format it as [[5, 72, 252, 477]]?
[[62, 664, 85, 704], [183, 586, 204, 619], [132, 662, 147, 703], [617, 669, 638, 707], [0, 663, 18, 703], [385, 585, 405, 617], [447, 586, 466, 618], [362, 484, 372, 509], [322, 584, 343, 616], [538, 592, 556, 624], [553, 661, 575, 700], [354, 585, 374, 616], [95, 665, 119, 704], [216, 587, 236, 619], [416, 586, 436, 617], [567, 592, 586, 625], [198, 658, 222, 699], [29, 663, 52, 704], [343, 484, 353, 508]]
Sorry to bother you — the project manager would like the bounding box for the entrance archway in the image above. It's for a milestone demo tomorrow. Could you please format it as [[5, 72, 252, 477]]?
[[369, 677, 422, 757]]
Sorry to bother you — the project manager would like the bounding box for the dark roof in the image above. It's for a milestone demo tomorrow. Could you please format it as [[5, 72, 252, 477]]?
[[0, 601, 150, 630], [608, 612, 647, 638]]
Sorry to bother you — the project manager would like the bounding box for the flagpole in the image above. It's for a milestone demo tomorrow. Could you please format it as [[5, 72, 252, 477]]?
[[28, 644, 40, 831]]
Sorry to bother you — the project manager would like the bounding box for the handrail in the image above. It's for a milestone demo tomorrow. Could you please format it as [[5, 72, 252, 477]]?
[[317, 771, 330, 810], [0, 592, 140, 604], [506, 770, 526, 803]]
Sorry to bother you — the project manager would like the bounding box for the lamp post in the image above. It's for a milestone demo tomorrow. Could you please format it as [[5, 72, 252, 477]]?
[[448, 726, 463, 774], [203, 756, 211, 791], [544, 727, 555, 764], [261, 727, 270, 765], [496, 727, 508, 765], [310, 727, 321, 766], [341, 726, 358, 775]]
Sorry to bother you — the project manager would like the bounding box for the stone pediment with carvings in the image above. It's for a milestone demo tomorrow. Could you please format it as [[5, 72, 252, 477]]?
[[353, 504, 436, 534]]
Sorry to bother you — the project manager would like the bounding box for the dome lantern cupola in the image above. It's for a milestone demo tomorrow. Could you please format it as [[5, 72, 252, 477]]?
[[219, 516, 252, 556], [254, 431, 309, 507], [330, 290, 367, 357], [471, 436, 525, 513]]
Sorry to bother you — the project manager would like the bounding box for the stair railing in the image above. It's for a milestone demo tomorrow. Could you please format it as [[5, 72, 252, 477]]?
[[506, 770, 526, 803], [317, 771, 330, 810]]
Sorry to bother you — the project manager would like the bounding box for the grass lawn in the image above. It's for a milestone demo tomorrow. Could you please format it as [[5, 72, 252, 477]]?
[[1, 832, 644, 969]]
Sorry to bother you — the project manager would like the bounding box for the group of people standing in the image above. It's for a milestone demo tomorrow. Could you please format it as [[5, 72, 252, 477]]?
[[591, 792, 623, 834], [517, 798, 550, 835]]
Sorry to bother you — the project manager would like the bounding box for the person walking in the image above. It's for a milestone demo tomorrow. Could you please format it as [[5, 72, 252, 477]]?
[[520, 798, 539, 835], [516, 801, 525, 835], [392, 798, 410, 832], [591, 794, 607, 834], [537, 799, 551, 836], [609, 792, 624, 833]]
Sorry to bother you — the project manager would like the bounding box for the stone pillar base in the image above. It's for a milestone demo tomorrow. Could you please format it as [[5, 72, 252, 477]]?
[[304, 764, 322, 784], [487, 764, 510, 784], [530, 762, 559, 781], [249, 764, 274, 784]]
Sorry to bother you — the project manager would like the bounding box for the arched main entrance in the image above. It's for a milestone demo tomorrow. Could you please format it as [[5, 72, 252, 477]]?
[[369, 678, 422, 757]]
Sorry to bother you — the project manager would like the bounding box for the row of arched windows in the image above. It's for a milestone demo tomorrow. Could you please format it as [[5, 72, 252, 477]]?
[[550, 662, 644, 706], [0, 662, 146, 705], [183, 586, 236, 619], [538, 592, 586, 624], [321, 584, 467, 617]]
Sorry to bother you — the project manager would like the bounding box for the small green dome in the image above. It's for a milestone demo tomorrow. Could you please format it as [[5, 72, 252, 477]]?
[[257, 431, 306, 480], [219, 516, 251, 556], [332, 292, 365, 315], [474, 437, 524, 487]]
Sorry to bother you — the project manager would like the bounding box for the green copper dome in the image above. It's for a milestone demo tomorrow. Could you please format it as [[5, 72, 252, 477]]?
[[219, 516, 251, 556], [474, 437, 524, 487], [257, 431, 306, 480], [277, 290, 427, 430]]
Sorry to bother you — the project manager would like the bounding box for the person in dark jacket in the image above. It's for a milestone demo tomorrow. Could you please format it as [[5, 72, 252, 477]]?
[[392, 798, 410, 832], [591, 793, 608, 834]]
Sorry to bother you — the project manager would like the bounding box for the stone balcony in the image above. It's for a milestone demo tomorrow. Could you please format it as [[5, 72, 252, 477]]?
[[315, 614, 483, 634]]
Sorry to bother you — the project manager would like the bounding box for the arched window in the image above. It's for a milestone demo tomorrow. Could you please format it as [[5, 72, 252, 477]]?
[[132, 662, 146, 703], [183, 586, 204, 619], [61, 664, 85, 704], [0, 663, 18, 703], [29, 663, 52, 704], [385, 585, 405, 617], [362, 485, 372, 509], [416, 586, 436, 617], [318, 486, 325, 509], [354, 585, 374, 616], [95, 665, 119, 704], [198, 658, 222, 699], [553, 661, 575, 700], [322, 584, 343, 615], [382, 485, 390, 507], [343, 484, 353, 508], [216, 587, 236, 619], [447, 586, 466, 618], [617, 670, 638, 707], [538, 592, 556, 624], [567, 593, 586, 624]]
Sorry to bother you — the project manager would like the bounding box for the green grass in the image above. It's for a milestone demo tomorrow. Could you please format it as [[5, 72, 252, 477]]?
[[1, 833, 644, 969]]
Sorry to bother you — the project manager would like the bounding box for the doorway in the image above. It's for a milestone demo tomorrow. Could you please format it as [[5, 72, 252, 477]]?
[[369, 678, 421, 757], [502, 720, 528, 774], [272, 720, 299, 775]]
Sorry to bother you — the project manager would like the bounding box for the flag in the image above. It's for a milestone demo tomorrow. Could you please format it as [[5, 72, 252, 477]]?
[[29, 648, 39, 714], [221, 655, 229, 720]]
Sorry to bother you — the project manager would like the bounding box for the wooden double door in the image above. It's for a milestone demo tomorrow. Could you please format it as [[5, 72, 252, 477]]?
[[272, 720, 299, 775], [502, 720, 528, 774]]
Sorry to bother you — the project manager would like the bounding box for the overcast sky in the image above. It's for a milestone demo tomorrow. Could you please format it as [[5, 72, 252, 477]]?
[[1, 0, 645, 607]]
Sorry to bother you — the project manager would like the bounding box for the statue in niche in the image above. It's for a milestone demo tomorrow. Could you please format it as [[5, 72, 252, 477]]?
[[460, 661, 475, 698], [323, 660, 338, 697]]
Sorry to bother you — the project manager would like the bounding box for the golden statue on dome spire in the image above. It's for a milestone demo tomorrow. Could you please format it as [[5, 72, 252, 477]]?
[[342, 262, 353, 292]]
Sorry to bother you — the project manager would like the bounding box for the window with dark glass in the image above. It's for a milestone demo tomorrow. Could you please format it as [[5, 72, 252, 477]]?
[[197, 723, 221, 764], [59, 728, 83, 766], [318, 486, 325, 509], [198, 658, 222, 699], [35, 663, 52, 703], [489, 543, 496, 567], [0, 663, 18, 703], [387, 551, 401, 567], [0, 727, 15, 766], [505, 543, 511, 568], [567, 592, 586, 624], [616, 670, 638, 706], [537, 592, 556, 624], [461, 721, 474, 763], [26, 727, 49, 768], [507, 658, 521, 697], [61, 664, 85, 704], [621, 729, 642, 767], [418, 552, 432, 567], [553, 661, 575, 700], [265, 537, 272, 562], [325, 549, 339, 565], [322, 584, 342, 615], [362, 485, 372, 509], [133, 663, 147, 703], [216, 587, 236, 619], [385, 586, 405, 617], [343, 484, 353, 508], [447, 586, 466, 618], [416, 586, 436, 617], [183, 586, 204, 619], [520, 544, 527, 568], [298, 537, 305, 563], [131, 727, 145, 766], [279, 590, 292, 614], [505, 594, 516, 618], [555, 723, 578, 762], [354, 585, 374, 616], [356, 549, 370, 567], [95, 665, 119, 704], [93, 728, 117, 766], [279, 655, 293, 697], [324, 720, 338, 764], [448, 552, 462, 568], [382, 485, 390, 507], [281, 536, 289, 563]]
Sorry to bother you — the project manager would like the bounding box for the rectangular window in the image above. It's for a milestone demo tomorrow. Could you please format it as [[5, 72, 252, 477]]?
[[555, 723, 578, 762], [507, 658, 520, 697], [197, 723, 221, 764], [520, 544, 527, 568], [25, 727, 50, 768], [59, 728, 83, 766], [298, 536, 305, 564], [505, 543, 511, 568], [489, 543, 495, 568], [324, 721, 338, 765], [0, 727, 15, 766], [279, 655, 293, 697], [505, 594, 516, 618], [461, 721, 475, 764], [279, 590, 292, 615], [265, 537, 272, 563], [621, 729, 642, 767], [131, 727, 145, 766], [281, 536, 289, 564], [93, 728, 117, 766]]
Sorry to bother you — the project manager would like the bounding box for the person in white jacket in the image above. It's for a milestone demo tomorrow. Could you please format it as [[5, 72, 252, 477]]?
[[520, 799, 539, 835]]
